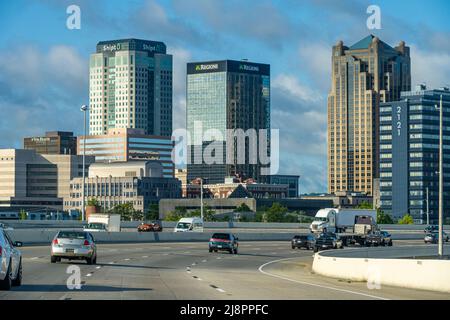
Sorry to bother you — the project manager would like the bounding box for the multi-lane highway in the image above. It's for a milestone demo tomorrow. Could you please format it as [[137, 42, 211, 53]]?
[[1, 240, 449, 300]]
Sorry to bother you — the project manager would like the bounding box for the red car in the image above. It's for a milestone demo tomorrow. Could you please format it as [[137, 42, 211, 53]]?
[[137, 221, 163, 232]]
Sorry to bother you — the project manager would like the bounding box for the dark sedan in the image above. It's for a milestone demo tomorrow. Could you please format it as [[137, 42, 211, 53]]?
[[291, 234, 316, 250], [314, 233, 343, 252]]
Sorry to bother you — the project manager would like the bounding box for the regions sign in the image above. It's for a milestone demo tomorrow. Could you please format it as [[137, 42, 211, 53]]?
[[239, 64, 259, 72], [195, 64, 219, 71]]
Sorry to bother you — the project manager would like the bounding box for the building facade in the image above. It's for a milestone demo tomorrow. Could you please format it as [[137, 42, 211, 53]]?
[[327, 35, 411, 196], [66, 161, 181, 213], [186, 60, 271, 184], [379, 86, 450, 222], [0, 149, 94, 211], [269, 175, 300, 198], [89, 39, 172, 137], [24, 131, 77, 155], [78, 128, 174, 178]]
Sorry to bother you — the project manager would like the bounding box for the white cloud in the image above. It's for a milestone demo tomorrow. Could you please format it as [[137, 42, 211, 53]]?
[[273, 74, 324, 103], [297, 42, 331, 91], [410, 44, 450, 89]]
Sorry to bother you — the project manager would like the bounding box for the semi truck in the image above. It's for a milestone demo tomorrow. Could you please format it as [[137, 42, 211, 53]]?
[[309, 208, 378, 246], [83, 214, 121, 232]]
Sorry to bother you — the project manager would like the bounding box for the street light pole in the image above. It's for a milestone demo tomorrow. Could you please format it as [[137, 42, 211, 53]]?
[[438, 96, 444, 257], [81, 105, 89, 222], [200, 178, 204, 221], [426, 186, 429, 226]]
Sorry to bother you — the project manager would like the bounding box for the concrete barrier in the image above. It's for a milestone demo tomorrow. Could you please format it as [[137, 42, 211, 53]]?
[[312, 246, 450, 293], [8, 229, 300, 246]]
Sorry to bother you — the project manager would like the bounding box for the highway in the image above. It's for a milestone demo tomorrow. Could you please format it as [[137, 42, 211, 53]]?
[[1, 240, 449, 300]]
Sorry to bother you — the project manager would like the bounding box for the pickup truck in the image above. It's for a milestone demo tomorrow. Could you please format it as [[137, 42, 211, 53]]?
[[313, 233, 344, 252]]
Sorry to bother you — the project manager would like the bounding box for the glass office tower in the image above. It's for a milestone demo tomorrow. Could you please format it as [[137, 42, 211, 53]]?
[[89, 39, 173, 137], [186, 60, 270, 184], [379, 86, 450, 223]]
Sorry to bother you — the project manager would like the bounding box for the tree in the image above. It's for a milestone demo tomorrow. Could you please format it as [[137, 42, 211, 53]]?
[[234, 203, 252, 213], [165, 211, 183, 221], [356, 201, 373, 209], [110, 202, 135, 221], [377, 209, 394, 224], [398, 214, 414, 224], [263, 202, 287, 222], [146, 203, 159, 221], [87, 198, 100, 207], [19, 209, 27, 220]]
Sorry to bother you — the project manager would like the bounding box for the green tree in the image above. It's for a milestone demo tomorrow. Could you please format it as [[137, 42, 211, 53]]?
[[19, 209, 27, 220], [398, 213, 414, 224], [377, 209, 394, 224], [356, 201, 373, 209], [165, 211, 183, 221], [263, 202, 288, 222], [87, 198, 100, 207], [110, 202, 136, 221], [146, 203, 159, 221], [234, 203, 252, 213]]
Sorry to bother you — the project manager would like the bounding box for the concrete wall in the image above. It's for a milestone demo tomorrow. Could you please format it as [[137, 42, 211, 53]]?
[[312, 246, 450, 293]]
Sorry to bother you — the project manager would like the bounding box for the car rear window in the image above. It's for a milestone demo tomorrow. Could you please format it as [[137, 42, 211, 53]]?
[[212, 233, 231, 240], [57, 231, 87, 239]]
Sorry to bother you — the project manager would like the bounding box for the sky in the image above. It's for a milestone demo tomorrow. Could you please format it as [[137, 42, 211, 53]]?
[[0, 0, 449, 193]]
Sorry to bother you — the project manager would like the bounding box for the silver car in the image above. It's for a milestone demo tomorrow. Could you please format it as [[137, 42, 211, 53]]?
[[51, 230, 97, 264], [0, 228, 23, 290]]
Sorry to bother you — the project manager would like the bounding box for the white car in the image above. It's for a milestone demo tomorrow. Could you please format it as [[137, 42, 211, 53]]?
[[0, 228, 23, 290]]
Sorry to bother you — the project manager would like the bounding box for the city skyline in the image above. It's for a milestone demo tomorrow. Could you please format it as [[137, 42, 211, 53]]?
[[1, 0, 449, 194]]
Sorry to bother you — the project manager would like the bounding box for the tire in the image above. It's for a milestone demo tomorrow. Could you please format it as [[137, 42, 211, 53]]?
[[51, 256, 58, 263], [93, 255, 97, 265], [229, 249, 233, 254], [86, 257, 93, 265], [12, 259, 22, 287], [291, 246, 295, 250], [313, 247, 318, 253], [234, 248, 238, 255], [388, 241, 393, 247], [0, 260, 12, 290], [209, 248, 213, 253]]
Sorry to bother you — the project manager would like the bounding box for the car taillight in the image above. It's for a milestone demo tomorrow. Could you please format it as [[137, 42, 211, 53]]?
[[0, 245, 2, 256], [52, 239, 58, 245], [84, 240, 90, 246], [209, 238, 213, 242]]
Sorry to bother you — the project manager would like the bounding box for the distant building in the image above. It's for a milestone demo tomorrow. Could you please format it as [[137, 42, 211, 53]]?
[[183, 176, 289, 199], [379, 86, 450, 222], [78, 128, 174, 178], [186, 59, 271, 184], [89, 38, 172, 137], [301, 191, 373, 208], [328, 35, 411, 196], [175, 168, 187, 185], [66, 161, 181, 213], [0, 149, 94, 211], [269, 175, 300, 198], [24, 131, 77, 155]]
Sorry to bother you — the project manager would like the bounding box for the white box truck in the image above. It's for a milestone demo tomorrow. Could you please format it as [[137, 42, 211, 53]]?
[[84, 214, 121, 232], [309, 208, 378, 246]]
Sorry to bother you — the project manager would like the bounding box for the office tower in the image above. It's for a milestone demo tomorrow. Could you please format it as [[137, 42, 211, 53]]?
[[327, 35, 411, 196], [379, 86, 450, 222], [186, 60, 270, 184], [89, 39, 172, 137], [24, 131, 77, 155], [78, 128, 175, 178]]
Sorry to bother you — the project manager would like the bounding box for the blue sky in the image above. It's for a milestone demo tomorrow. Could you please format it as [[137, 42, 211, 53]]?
[[0, 0, 449, 193]]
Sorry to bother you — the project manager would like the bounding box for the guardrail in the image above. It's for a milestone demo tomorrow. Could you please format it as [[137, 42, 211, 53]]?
[[312, 246, 450, 293]]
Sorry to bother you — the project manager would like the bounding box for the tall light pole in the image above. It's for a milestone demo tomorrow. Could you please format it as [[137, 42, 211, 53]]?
[[200, 178, 204, 221], [426, 186, 429, 226], [438, 96, 444, 257], [81, 105, 89, 222]]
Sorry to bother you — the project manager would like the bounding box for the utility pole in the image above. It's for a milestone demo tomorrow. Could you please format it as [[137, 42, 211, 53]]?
[[200, 177, 204, 221], [81, 105, 88, 222], [426, 186, 429, 226], [438, 96, 444, 257]]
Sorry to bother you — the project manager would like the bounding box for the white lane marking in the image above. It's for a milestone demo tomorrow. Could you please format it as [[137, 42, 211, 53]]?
[[108, 262, 115, 264], [96, 266, 101, 269], [187, 270, 192, 274], [258, 258, 389, 300], [216, 288, 226, 293], [202, 260, 207, 263], [191, 263, 197, 266], [271, 252, 277, 254], [142, 256, 148, 258], [124, 258, 130, 261], [31, 257, 39, 260], [197, 278, 203, 281], [86, 273, 92, 277], [216, 257, 222, 260], [184, 251, 191, 254], [163, 253, 169, 256]]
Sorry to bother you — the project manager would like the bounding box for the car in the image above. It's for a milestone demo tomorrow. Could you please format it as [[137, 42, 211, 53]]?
[[0, 227, 23, 290], [138, 221, 163, 232], [424, 225, 439, 233], [51, 230, 97, 264], [365, 232, 383, 246], [291, 234, 316, 250], [208, 233, 239, 254], [314, 232, 343, 252], [424, 231, 450, 244], [379, 231, 393, 246]]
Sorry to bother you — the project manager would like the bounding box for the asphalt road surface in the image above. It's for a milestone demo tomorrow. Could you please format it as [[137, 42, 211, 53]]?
[[1, 240, 449, 300]]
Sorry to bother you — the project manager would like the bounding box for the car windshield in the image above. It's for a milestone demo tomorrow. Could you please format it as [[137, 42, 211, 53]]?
[[315, 217, 328, 222], [212, 233, 231, 240], [86, 223, 105, 229], [177, 222, 191, 229], [58, 231, 87, 239]]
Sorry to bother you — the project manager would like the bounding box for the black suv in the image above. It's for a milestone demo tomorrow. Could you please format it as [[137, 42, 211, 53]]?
[[291, 234, 316, 250], [314, 233, 343, 252], [209, 233, 239, 254]]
